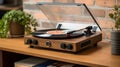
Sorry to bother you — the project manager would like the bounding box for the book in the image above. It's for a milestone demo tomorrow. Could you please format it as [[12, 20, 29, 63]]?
[[14, 57, 48, 67], [36, 60, 55, 67], [47, 61, 75, 67]]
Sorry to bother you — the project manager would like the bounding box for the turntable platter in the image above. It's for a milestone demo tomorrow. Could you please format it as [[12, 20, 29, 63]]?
[[32, 29, 84, 39]]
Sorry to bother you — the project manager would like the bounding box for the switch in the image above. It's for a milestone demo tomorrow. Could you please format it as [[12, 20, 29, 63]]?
[[46, 41, 51, 47]]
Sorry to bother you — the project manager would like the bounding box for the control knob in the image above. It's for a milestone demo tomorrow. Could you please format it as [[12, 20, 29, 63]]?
[[66, 44, 73, 50], [32, 39, 38, 45], [25, 39, 32, 44], [60, 43, 66, 49]]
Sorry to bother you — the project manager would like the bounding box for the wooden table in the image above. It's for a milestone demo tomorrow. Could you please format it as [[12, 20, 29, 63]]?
[[0, 38, 120, 67]]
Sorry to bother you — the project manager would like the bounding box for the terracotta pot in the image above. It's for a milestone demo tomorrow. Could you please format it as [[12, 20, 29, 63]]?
[[9, 22, 25, 37], [111, 31, 120, 55]]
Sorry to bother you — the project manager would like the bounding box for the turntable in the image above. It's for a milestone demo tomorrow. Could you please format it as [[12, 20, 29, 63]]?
[[24, 3, 102, 53]]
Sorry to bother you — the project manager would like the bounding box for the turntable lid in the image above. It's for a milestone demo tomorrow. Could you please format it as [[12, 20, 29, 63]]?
[[36, 3, 102, 31]]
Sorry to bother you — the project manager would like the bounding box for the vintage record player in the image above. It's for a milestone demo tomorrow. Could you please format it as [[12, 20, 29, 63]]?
[[24, 3, 102, 53]]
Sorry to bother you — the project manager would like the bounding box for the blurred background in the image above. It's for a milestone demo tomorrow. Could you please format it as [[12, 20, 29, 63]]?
[[1, 0, 120, 40]]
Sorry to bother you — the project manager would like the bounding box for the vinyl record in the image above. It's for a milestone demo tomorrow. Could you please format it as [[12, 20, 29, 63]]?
[[32, 29, 84, 39]]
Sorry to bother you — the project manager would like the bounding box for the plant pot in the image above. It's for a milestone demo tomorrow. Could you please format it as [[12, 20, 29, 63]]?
[[9, 22, 25, 37], [111, 31, 120, 55]]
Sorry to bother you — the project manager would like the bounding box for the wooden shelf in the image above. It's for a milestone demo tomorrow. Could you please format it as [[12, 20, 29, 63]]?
[[0, 38, 120, 67], [0, 5, 22, 10], [0, 51, 30, 67]]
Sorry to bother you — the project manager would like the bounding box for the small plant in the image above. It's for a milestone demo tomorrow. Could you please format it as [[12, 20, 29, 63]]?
[[0, 19, 8, 38], [109, 5, 120, 31], [0, 10, 38, 38]]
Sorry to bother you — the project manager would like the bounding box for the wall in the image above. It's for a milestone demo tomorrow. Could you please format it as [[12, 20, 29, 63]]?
[[23, 0, 120, 39]]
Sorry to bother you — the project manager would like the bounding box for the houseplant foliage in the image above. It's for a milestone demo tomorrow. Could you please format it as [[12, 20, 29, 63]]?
[[109, 5, 120, 31], [0, 10, 38, 38], [109, 5, 120, 55], [0, 19, 8, 38]]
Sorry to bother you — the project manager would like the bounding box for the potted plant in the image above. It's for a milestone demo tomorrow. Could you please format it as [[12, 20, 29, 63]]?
[[0, 10, 38, 38], [109, 5, 120, 55]]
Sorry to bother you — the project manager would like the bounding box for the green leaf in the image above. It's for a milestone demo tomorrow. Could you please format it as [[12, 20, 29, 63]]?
[[109, 13, 114, 18], [114, 5, 119, 11]]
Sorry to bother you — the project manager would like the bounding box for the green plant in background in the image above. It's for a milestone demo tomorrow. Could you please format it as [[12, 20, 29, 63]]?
[[109, 5, 120, 31], [0, 19, 8, 38], [0, 10, 38, 38]]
